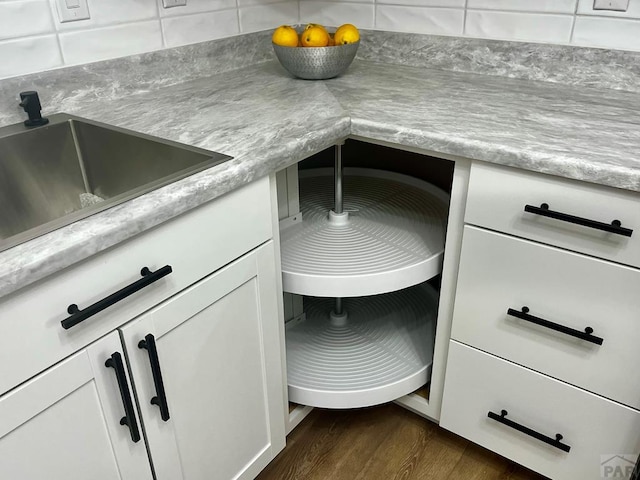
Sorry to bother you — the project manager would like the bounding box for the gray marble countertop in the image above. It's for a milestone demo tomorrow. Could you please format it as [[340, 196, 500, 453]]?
[[2, 58, 639, 298]]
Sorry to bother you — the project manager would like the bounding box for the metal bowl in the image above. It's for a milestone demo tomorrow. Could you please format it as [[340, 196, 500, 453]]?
[[272, 39, 359, 80]]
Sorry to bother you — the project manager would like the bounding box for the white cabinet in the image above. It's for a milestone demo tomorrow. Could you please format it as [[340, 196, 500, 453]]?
[[0, 331, 153, 480], [120, 242, 286, 480], [0, 176, 286, 479], [0, 242, 285, 480], [441, 161, 640, 479]]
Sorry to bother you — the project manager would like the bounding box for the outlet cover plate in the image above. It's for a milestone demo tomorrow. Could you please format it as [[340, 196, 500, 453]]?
[[56, 0, 90, 22], [593, 0, 629, 11], [163, 0, 187, 8]]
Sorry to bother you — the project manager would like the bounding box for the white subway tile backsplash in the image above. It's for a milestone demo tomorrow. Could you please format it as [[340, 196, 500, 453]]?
[[239, 1, 298, 32], [577, 0, 640, 19], [159, 0, 236, 18], [52, 0, 158, 31], [376, 0, 464, 7], [573, 16, 640, 50], [299, 0, 372, 4], [2, 0, 640, 79], [376, 5, 464, 35], [162, 10, 239, 47], [0, 35, 62, 79], [59, 20, 163, 65], [300, 1, 374, 28], [465, 10, 573, 43], [467, 0, 577, 14], [239, 0, 290, 6], [0, 1, 54, 41]]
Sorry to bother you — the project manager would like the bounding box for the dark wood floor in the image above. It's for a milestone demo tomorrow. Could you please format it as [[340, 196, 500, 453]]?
[[258, 403, 548, 480]]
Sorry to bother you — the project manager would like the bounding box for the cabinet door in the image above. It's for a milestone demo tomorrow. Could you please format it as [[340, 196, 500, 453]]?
[[121, 242, 286, 480], [0, 332, 153, 480]]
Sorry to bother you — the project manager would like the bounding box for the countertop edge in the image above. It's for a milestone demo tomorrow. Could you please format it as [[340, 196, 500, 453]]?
[[349, 117, 640, 193]]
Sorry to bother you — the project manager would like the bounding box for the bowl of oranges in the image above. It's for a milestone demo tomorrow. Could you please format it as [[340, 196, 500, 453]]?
[[272, 23, 360, 80]]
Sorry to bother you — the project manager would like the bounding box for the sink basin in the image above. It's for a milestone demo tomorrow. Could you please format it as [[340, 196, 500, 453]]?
[[0, 113, 232, 252]]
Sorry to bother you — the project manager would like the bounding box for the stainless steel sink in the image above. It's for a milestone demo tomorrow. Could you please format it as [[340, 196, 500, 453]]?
[[0, 113, 232, 252]]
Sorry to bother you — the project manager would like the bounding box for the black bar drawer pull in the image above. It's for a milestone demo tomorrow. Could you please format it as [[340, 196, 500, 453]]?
[[507, 306, 603, 345], [61, 265, 173, 330], [105, 352, 141, 443], [488, 409, 570, 453], [524, 203, 633, 237], [139, 333, 170, 421]]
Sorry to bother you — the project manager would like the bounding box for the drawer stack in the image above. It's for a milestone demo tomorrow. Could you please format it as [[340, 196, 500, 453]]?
[[440, 162, 640, 480]]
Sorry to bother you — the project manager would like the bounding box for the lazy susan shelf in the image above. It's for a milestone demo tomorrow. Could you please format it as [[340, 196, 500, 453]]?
[[286, 283, 438, 409], [280, 168, 449, 297]]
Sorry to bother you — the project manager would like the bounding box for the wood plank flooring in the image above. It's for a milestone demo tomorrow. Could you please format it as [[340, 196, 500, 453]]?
[[257, 404, 548, 480]]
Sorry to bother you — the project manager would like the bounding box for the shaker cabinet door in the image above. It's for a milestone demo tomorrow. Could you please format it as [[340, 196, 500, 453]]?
[[0, 331, 153, 480], [120, 242, 286, 480]]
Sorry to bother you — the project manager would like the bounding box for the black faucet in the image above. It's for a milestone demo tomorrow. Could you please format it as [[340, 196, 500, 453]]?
[[19, 91, 49, 127]]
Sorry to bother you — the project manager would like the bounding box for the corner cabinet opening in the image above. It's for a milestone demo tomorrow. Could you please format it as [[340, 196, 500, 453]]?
[[276, 139, 467, 430]]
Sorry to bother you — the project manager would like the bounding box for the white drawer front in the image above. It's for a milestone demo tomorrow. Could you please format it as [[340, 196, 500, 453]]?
[[0, 177, 272, 396], [452, 226, 640, 409], [441, 341, 640, 480], [465, 162, 640, 268]]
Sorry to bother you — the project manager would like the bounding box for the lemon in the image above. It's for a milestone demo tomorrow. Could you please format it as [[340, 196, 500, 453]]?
[[334, 23, 360, 45], [305, 23, 328, 34], [301, 26, 330, 47], [272, 25, 299, 47]]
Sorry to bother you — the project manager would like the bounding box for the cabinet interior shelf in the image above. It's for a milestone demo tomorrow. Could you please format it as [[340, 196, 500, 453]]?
[[286, 283, 438, 409], [280, 168, 449, 298]]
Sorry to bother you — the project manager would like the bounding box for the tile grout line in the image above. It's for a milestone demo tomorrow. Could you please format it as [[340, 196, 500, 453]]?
[[236, 0, 242, 34], [42, 0, 68, 70], [376, 5, 636, 18], [158, 6, 240, 22], [462, 0, 469, 37], [54, 34, 65, 67], [155, 0, 167, 49], [52, 19, 67, 66], [373, 0, 377, 30], [569, 0, 579, 46]]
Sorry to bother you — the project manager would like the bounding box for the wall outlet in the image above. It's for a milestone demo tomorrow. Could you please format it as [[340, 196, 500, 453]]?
[[593, 0, 630, 11], [56, 0, 90, 22], [163, 0, 187, 8]]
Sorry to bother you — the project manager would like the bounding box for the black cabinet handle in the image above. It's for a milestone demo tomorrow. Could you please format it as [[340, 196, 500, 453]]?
[[61, 265, 173, 330], [138, 333, 170, 421], [507, 306, 603, 345], [488, 409, 570, 453], [524, 203, 632, 237], [105, 352, 141, 443]]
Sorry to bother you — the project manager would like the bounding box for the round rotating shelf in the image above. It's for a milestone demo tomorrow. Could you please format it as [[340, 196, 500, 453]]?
[[286, 283, 438, 409], [280, 168, 449, 297]]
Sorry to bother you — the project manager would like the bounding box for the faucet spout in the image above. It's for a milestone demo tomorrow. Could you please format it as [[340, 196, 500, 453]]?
[[19, 91, 49, 127]]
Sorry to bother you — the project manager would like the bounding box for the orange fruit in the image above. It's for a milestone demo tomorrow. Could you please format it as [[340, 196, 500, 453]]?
[[301, 26, 330, 47], [334, 23, 360, 45], [305, 23, 328, 34], [328, 34, 335, 47], [272, 25, 299, 47]]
